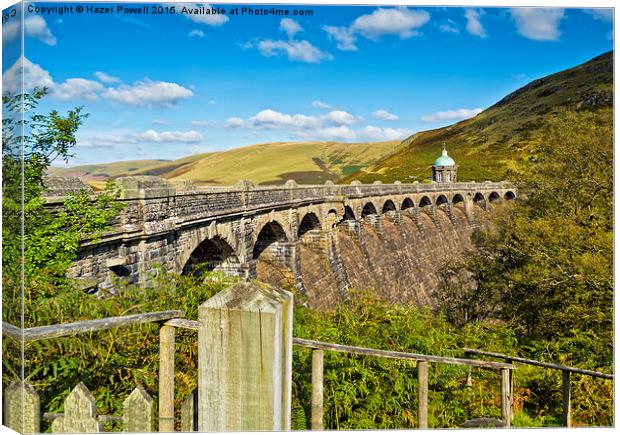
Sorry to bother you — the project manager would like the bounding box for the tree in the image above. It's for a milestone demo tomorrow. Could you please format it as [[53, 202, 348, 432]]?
[[436, 110, 613, 368]]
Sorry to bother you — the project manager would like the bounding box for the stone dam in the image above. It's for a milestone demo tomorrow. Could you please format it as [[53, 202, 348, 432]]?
[[44, 176, 517, 310]]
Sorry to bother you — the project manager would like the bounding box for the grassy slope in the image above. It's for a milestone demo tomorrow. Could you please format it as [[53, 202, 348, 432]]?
[[50, 140, 400, 187], [344, 51, 613, 184]]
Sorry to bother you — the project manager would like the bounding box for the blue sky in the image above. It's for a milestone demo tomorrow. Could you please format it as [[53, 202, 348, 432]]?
[[1, 2, 614, 166]]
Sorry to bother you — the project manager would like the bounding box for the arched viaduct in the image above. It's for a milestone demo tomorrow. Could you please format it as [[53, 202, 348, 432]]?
[[47, 176, 516, 297]]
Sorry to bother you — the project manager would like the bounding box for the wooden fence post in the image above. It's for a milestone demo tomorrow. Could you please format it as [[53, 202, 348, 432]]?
[[3, 381, 40, 434], [159, 324, 175, 432], [500, 368, 511, 428], [311, 349, 324, 430], [51, 383, 102, 433], [180, 389, 198, 432], [418, 361, 429, 429], [197, 280, 293, 431], [123, 385, 155, 432], [506, 359, 514, 421], [562, 370, 571, 427]]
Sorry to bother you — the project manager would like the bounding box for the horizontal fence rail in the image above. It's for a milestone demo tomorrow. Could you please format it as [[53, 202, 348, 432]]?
[[2, 311, 183, 342], [295, 338, 516, 370], [463, 348, 614, 380]]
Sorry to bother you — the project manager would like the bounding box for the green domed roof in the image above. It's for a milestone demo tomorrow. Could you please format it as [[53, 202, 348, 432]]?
[[434, 147, 456, 167]]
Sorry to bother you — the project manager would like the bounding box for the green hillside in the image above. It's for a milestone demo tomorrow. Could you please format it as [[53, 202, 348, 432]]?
[[344, 51, 613, 184], [50, 140, 400, 188]]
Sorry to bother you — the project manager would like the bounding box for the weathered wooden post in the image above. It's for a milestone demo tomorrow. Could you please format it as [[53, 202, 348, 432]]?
[[311, 349, 324, 430], [3, 381, 40, 434], [417, 361, 429, 429], [158, 324, 175, 432], [180, 389, 198, 431], [500, 368, 511, 428], [123, 385, 155, 432], [198, 280, 293, 431], [51, 383, 102, 433], [506, 358, 514, 421], [562, 370, 572, 427]]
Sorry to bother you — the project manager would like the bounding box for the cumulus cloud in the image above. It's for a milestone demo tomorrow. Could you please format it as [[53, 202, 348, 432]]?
[[312, 100, 332, 109], [51, 78, 104, 101], [176, 3, 229, 26], [257, 39, 333, 63], [225, 117, 246, 128], [2, 56, 54, 95], [226, 107, 411, 142], [372, 109, 400, 121], [324, 7, 430, 51], [510, 8, 565, 41], [94, 71, 121, 84], [79, 129, 203, 148], [4, 15, 57, 46], [465, 9, 486, 37], [325, 110, 356, 126], [280, 18, 303, 39], [420, 108, 482, 123], [103, 79, 194, 107], [357, 126, 413, 141], [188, 29, 205, 38]]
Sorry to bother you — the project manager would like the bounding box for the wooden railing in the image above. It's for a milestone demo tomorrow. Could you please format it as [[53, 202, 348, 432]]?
[[294, 338, 516, 430], [4, 310, 611, 430], [463, 348, 614, 427]]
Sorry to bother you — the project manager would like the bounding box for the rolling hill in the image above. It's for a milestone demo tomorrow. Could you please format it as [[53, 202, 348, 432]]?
[[49, 140, 401, 188], [344, 50, 613, 184]]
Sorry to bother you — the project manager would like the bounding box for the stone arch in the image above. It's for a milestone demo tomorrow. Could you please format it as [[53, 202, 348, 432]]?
[[489, 192, 501, 203], [436, 194, 449, 207], [473, 192, 486, 207], [253, 221, 289, 260], [182, 235, 241, 277], [298, 212, 322, 244], [504, 191, 516, 200], [382, 199, 397, 213], [401, 197, 415, 211], [452, 193, 465, 206], [451, 205, 469, 226], [361, 202, 378, 218], [343, 205, 356, 221], [419, 196, 432, 208]]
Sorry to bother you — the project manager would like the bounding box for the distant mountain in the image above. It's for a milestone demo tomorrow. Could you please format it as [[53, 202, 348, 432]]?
[[343, 51, 613, 184], [49, 140, 401, 189]]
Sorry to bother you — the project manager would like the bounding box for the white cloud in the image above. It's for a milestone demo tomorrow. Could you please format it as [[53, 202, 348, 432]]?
[[297, 126, 357, 141], [131, 129, 203, 143], [323, 26, 358, 51], [191, 119, 216, 127], [4, 15, 57, 46], [176, 3, 229, 26], [351, 7, 430, 40], [357, 126, 413, 141], [583, 9, 613, 23], [439, 19, 460, 34], [280, 18, 303, 39], [257, 39, 333, 63], [225, 117, 246, 128], [2, 56, 54, 95], [312, 100, 332, 110], [25, 15, 57, 45], [152, 119, 172, 125], [325, 110, 356, 126], [94, 71, 121, 84], [420, 108, 483, 123], [251, 109, 322, 130], [324, 7, 429, 52], [510, 8, 565, 41], [51, 78, 104, 101], [103, 79, 194, 107], [188, 29, 205, 38], [372, 109, 400, 121], [465, 9, 486, 38]]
